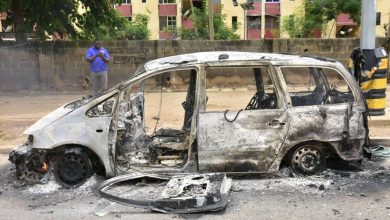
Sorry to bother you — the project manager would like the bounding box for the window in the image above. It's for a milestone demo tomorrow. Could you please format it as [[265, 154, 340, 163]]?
[[121, 0, 131, 4], [376, 12, 381, 26], [232, 16, 238, 31], [265, 15, 279, 29], [87, 96, 117, 117], [159, 16, 176, 31], [142, 0, 146, 3], [281, 67, 354, 106], [266, 0, 279, 2], [133, 69, 197, 133], [205, 66, 278, 112], [247, 16, 261, 29], [159, 0, 176, 3]]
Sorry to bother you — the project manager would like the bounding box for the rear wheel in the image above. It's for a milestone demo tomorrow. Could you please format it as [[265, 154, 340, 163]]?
[[54, 151, 92, 187], [290, 144, 325, 176]]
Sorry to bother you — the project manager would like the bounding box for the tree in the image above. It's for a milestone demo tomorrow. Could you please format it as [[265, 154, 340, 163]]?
[[122, 14, 150, 40], [281, 8, 324, 38], [281, 0, 361, 38], [170, 1, 240, 40], [0, 0, 128, 42]]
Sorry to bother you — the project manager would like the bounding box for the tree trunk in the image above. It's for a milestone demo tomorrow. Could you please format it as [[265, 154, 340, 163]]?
[[12, 0, 27, 43]]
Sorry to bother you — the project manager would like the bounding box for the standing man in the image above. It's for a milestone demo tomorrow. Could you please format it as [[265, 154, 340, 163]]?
[[86, 39, 110, 96]]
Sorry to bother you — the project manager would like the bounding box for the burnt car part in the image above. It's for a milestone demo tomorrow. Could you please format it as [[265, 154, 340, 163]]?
[[9, 143, 49, 183], [290, 144, 326, 175], [9, 144, 94, 187], [97, 173, 232, 213]]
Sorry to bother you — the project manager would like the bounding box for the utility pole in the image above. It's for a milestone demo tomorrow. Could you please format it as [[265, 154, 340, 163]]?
[[351, 0, 388, 116], [244, 9, 247, 40], [260, 0, 265, 39], [360, 0, 376, 49], [208, 0, 214, 40]]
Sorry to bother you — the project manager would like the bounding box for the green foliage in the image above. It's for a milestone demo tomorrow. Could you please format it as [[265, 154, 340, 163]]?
[[281, 8, 324, 38], [171, 1, 239, 40], [122, 14, 151, 40], [0, 0, 130, 42], [214, 12, 240, 40], [281, 0, 361, 38], [305, 0, 361, 24]]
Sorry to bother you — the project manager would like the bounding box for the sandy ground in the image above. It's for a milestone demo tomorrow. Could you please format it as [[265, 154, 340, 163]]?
[[0, 91, 389, 219]]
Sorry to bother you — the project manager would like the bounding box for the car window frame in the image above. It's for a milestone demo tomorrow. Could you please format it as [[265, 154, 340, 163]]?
[[201, 63, 286, 113], [85, 94, 118, 118], [277, 65, 358, 108]]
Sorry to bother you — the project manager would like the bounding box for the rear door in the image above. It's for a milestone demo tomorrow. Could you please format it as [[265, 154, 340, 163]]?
[[279, 66, 365, 159], [197, 65, 289, 172]]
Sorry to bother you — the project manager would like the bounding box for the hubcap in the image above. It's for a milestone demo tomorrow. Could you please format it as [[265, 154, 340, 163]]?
[[293, 146, 322, 174], [57, 155, 87, 185]]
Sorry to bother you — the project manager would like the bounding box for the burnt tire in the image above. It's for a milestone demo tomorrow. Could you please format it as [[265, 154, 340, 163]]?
[[290, 144, 325, 176], [54, 151, 92, 187]]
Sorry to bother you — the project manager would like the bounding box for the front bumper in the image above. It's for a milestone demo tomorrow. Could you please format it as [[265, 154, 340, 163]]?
[[9, 143, 49, 182]]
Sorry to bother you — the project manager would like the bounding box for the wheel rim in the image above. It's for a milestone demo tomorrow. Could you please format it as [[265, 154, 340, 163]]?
[[292, 146, 322, 174], [57, 154, 88, 185]]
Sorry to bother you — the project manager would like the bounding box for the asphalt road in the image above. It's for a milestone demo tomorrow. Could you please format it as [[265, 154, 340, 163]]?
[[0, 153, 389, 220]]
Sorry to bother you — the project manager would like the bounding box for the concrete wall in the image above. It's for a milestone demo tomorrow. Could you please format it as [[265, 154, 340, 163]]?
[[0, 38, 389, 92]]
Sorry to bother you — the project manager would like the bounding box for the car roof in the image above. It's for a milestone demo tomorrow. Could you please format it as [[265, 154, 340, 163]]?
[[143, 51, 338, 72]]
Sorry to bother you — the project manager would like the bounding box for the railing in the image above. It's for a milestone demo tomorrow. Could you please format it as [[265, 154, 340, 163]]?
[[0, 32, 42, 41]]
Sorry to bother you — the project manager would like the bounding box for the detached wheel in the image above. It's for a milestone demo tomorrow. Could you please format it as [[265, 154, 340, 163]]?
[[290, 144, 325, 176], [54, 151, 92, 187]]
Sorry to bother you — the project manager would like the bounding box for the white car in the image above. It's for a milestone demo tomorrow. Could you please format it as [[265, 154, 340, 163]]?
[[9, 52, 368, 187]]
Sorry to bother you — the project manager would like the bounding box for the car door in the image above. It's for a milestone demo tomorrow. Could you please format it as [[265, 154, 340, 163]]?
[[197, 64, 289, 172], [85, 94, 118, 174], [279, 66, 365, 160]]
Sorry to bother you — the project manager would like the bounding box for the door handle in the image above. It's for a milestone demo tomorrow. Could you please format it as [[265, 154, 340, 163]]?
[[268, 120, 285, 126], [96, 129, 103, 133]]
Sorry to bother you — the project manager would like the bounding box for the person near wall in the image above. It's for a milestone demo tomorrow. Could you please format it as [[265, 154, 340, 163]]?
[[85, 39, 110, 96]]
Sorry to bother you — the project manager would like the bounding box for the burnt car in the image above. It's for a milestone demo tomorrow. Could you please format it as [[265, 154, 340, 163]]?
[[9, 52, 368, 187]]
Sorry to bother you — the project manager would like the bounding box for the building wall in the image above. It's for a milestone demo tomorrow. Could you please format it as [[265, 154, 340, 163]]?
[[114, 1, 390, 40], [376, 0, 390, 37], [221, 0, 245, 39], [279, 0, 303, 38], [0, 38, 388, 92], [132, 1, 159, 39]]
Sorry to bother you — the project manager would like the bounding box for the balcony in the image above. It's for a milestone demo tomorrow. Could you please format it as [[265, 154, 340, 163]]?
[[265, 28, 279, 38], [159, 4, 177, 16], [247, 29, 261, 40], [115, 4, 132, 17], [265, 2, 280, 16], [247, 3, 261, 16]]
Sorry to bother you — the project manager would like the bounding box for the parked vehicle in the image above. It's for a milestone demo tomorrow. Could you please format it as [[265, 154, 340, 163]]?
[[9, 52, 369, 187]]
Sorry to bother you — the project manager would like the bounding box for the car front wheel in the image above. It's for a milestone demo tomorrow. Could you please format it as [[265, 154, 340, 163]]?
[[54, 151, 92, 187], [290, 144, 325, 176]]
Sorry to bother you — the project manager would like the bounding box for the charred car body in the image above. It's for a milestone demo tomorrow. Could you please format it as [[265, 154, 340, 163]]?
[[9, 52, 368, 187]]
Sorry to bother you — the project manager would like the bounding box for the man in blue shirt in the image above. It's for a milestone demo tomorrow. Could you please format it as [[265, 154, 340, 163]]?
[[86, 40, 110, 96]]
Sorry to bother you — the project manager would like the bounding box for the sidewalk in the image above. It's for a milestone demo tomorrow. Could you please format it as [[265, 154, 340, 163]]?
[[368, 107, 390, 146]]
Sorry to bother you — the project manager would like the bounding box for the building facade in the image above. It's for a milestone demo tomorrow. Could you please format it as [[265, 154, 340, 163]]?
[[114, 0, 390, 40], [115, 0, 294, 40], [0, 0, 389, 40]]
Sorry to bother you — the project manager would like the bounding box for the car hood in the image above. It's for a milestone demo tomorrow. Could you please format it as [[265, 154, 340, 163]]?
[[23, 106, 73, 135]]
